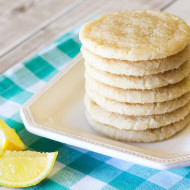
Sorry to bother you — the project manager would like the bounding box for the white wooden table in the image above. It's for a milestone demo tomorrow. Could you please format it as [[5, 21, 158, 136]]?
[[0, 0, 190, 73]]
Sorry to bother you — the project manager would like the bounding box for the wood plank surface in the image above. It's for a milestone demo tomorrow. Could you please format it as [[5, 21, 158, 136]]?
[[0, 0, 82, 57], [165, 0, 190, 24], [0, 0, 174, 73], [0, 0, 27, 15]]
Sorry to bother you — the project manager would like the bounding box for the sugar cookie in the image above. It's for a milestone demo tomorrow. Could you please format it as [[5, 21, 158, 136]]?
[[86, 85, 190, 115], [86, 112, 190, 142], [80, 10, 190, 60], [85, 74, 190, 103], [85, 59, 190, 89], [85, 96, 190, 130], [82, 45, 189, 76]]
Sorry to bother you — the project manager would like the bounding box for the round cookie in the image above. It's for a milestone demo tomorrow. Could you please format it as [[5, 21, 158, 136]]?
[[85, 74, 190, 103], [85, 96, 190, 130], [85, 59, 190, 89], [86, 85, 190, 115], [82, 45, 189, 76], [80, 10, 190, 61], [86, 112, 190, 142]]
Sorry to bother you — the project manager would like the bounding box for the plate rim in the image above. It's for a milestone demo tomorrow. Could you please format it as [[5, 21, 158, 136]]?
[[20, 54, 190, 170]]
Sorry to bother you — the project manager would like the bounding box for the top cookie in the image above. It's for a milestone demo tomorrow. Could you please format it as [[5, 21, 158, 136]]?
[[80, 10, 190, 61]]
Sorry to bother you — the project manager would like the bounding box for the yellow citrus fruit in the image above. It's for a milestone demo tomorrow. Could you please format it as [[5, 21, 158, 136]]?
[[0, 151, 58, 187], [0, 119, 26, 153]]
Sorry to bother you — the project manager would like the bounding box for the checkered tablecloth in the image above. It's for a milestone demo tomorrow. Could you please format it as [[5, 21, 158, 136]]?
[[0, 26, 190, 190]]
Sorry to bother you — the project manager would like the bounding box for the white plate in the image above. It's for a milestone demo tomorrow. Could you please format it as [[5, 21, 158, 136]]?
[[21, 54, 190, 170]]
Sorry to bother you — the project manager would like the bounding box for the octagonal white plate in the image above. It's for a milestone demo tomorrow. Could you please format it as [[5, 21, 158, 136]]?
[[21, 54, 190, 170]]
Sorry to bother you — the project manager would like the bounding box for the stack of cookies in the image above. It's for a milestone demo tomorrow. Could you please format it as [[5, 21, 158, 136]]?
[[79, 10, 190, 142]]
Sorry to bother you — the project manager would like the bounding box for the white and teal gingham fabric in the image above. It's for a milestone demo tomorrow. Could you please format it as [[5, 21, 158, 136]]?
[[0, 26, 190, 190]]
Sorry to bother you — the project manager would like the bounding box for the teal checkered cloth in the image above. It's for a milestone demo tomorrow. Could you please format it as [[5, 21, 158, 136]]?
[[0, 26, 190, 190]]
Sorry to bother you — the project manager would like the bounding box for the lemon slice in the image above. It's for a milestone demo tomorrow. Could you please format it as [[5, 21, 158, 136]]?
[[0, 119, 26, 153], [0, 151, 58, 187]]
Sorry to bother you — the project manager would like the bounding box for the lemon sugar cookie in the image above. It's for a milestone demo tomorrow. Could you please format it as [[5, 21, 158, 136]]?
[[85, 59, 190, 89], [82, 45, 189, 76], [86, 112, 190, 142], [80, 10, 190, 61], [86, 85, 190, 116], [85, 96, 190, 130], [80, 10, 190, 142], [85, 74, 190, 103]]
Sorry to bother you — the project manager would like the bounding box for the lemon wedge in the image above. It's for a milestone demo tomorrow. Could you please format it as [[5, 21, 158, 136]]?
[[0, 119, 26, 153], [0, 151, 58, 187]]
